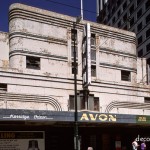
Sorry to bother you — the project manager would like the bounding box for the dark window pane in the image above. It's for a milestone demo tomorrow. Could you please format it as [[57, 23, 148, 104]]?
[[0, 83, 7, 91], [123, 2, 127, 10], [121, 70, 131, 81], [26, 56, 40, 70], [91, 65, 96, 77], [130, 17, 134, 27], [146, 0, 150, 10], [146, 43, 150, 52], [137, 36, 142, 45], [94, 97, 99, 111], [71, 29, 77, 41], [72, 62, 78, 74], [138, 49, 143, 57], [129, 4, 134, 15], [69, 95, 74, 110], [146, 28, 150, 38], [137, 22, 142, 32], [137, 0, 142, 6], [91, 34, 96, 46], [137, 9, 142, 19], [146, 14, 150, 24]]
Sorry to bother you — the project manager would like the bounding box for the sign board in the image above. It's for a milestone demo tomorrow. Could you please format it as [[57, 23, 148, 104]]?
[[0, 131, 45, 150], [82, 23, 91, 88]]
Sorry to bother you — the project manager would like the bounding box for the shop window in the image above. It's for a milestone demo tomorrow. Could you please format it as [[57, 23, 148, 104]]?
[[146, 43, 150, 52], [146, 14, 150, 24], [91, 34, 96, 46], [138, 49, 143, 57], [137, 0, 142, 6], [129, 4, 134, 15], [69, 93, 99, 111], [0, 83, 7, 91], [91, 65, 96, 77], [123, 2, 127, 10], [121, 70, 131, 81], [137, 36, 143, 45], [146, 28, 150, 38], [137, 8, 142, 19], [137, 22, 142, 32], [26, 56, 40, 70], [145, 0, 150, 10]]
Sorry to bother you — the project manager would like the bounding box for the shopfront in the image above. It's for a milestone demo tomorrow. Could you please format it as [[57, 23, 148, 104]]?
[[0, 109, 150, 150]]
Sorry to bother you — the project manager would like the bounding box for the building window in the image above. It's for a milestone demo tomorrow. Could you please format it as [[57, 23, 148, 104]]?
[[117, 10, 121, 17], [137, 22, 142, 32], [123, 13, 127, 23], [0, 83, 7, 91], [71, 46, 78, 59], [91, 50, 96, 61], [137, 8, 142, 19], [137, 0, 142, 6], [112, 6, 115, 14], [26, 56, 40, 70], [91, 34, 96, 46], [71, 29, 77, 41], [145, 0, 150, 10], [123, 2, 127, 10], [129, 17, 134, 27], [146, 14, 150, 24], [137, 36, 143, 45], [146, 28, 150, 38], [118, 21, 121, 28], [91, 65, 96, 77], [121, 70, 131, 81], [146, 43, 150, 52], [129, 4, 134, 15], [144, 97, 150, 103], [72, 62, 78, 74], [112, 17, 116, 24], [138, 49, 143, 57], [69, 93, 99, 111]]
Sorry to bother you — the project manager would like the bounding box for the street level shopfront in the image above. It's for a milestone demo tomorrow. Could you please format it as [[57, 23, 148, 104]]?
[[0, 109, 150, 150]]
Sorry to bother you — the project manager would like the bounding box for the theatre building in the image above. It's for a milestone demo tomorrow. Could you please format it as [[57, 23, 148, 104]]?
[[0, 3, 150, 150]]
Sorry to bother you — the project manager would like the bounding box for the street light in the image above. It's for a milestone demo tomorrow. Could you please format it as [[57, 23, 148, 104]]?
[[73, 16, 82, 150]]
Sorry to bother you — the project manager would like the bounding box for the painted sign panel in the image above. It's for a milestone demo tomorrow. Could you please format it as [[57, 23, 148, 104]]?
[[0, 131, 45, 150], [136, 116, 150, 123]]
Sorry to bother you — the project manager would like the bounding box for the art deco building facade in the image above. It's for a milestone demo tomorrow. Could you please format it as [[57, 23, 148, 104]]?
[[0, 3, 150, 150], [97, 0, 150, 62]]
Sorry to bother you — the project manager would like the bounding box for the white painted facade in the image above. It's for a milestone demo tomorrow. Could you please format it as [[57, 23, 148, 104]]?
[[0, 3, 150, 115]]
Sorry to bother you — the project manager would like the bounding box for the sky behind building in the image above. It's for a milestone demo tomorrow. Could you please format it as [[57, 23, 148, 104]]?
[[0, 0, 97, 32]]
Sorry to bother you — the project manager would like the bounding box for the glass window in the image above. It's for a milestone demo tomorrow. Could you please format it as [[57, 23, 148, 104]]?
[[91, 65, 96, 77], [117, 10, 121, 17], [123, 13, 127, 23], [91, 34, 96, 46], [118, 21, 121, 27], [0, 83, 7, 91], [146, 14, 150, 24], [26, 56, 40, 70], [91, 50, 96, 61], [121, 70, 131, 81], [146, 43, 150, 52], [145, 0, 150, 10], [137, 36, 143, 45], [138, 49, 143, 57], [146, 28, 150, 38], [129, 4, 134, 15], [112, 17, 116, 23], [137, 22, 142, 32], [123, 2, 127, 10], [72, 62, 78, 74], [71, 29, 77, 41], [130, 17, 134, 27], [137, 0, 142, 6], [137, 8, 142, 19]]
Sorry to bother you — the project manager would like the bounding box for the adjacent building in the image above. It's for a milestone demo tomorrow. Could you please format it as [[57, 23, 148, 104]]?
[[0, 3, 150, 150], [97, 0, 150, 63]]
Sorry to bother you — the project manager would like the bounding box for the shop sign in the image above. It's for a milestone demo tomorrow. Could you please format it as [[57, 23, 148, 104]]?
[[0, 131, 45, 150], [136, 116, 150, 123], [80, 113, 117, 122]]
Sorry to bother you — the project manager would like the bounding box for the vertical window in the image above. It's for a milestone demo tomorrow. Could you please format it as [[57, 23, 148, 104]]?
[[137, 8, 142, 19], [146, 28, 150, 38], [129, 4, 134, 15], [71, 29, 77, 41], [130, 17, 134, 27], [123, 2, 127, 10], [137, 22, 142, 32], [112, 17, 116, 24], [117, 10, 121, 17], [145, 0, 150, 10], [123, 13, 127, 23], [91, 65, 96, 77], [26, 56, 40, 70], [0, 83, 7, 91], [138, 49, 143, 57], [72, 62, 78, 74], [137, 36, 143, 45], [146, 43, 150, 52], [121, 70, 131, 81], [137, 0, 142, 6], [91, 34, 96, 46], [118, 21, 121, 28], [69, 95, 74, 110], [146, 14, 150, 24]]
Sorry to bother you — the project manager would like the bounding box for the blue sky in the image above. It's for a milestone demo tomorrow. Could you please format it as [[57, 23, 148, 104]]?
[[0, 0, 97, 32]]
